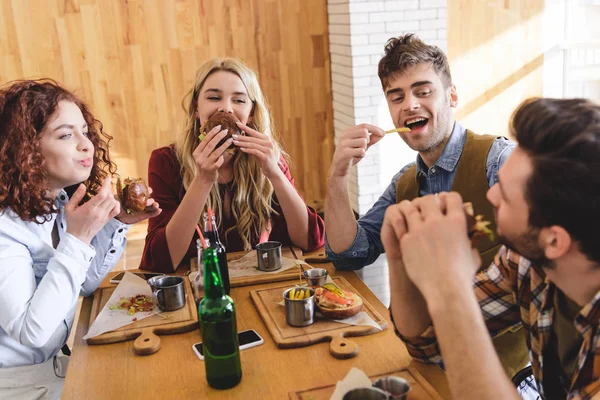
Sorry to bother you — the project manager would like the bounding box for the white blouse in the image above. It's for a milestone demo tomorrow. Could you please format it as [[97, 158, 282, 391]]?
[[0, 190, 129, 368]]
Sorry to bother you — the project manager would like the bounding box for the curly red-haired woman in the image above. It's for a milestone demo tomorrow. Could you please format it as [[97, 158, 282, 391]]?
[[0, 80, 161, 398]]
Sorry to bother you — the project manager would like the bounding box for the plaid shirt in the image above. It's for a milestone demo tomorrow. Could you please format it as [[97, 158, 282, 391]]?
[[396, 246, 600, 400]]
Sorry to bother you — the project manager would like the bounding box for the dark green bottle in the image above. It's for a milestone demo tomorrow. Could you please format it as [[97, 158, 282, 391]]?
[[198, 246, 242, 389]]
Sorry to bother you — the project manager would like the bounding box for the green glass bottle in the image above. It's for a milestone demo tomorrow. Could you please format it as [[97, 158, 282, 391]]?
[[198, 246, 242, 389]]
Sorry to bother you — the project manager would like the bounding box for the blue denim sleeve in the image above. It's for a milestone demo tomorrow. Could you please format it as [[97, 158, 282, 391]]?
[[486, 137, 516, 187], [325, 163, 414, 270]]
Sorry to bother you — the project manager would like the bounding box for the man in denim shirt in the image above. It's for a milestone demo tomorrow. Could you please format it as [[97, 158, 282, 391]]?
[[325, 34, 515, 271]]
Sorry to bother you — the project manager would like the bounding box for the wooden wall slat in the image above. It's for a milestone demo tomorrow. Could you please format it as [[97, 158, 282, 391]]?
[[0, 0, 333, 210], [448, 0, 545, 137]]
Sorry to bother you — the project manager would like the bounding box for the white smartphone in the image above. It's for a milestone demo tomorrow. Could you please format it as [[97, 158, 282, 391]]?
[[109, 272, 164, 284], [192, 329, 264, 361]]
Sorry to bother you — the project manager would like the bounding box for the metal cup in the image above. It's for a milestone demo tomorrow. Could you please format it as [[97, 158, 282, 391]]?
[[256, 241, 283, 271], [373, 376, 411, 400], [342, 387, 389, 400], [302, 268, 328, 287], [147, 276, 186, 311], [283, 287, 315, 327]]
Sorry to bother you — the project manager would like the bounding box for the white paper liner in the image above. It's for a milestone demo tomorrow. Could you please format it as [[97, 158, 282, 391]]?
[[329, 367, 373, 400], [84, 272, 158, 339], [277, 276, 382, 331], [227, 250, 310, 279]]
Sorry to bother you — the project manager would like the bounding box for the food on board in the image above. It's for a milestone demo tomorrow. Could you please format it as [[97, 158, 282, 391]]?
[[314, 283, 363, 319]]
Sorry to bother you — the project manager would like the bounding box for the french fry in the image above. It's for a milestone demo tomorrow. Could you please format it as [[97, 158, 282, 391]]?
[[289, 288, 296, 300], [385, 127, 411, 134]]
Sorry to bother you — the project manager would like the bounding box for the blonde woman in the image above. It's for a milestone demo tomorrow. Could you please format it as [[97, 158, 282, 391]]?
[[141, 58, 324, 272]]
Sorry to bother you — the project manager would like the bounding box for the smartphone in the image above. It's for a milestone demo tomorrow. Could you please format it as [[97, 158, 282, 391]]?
[[109, 272, 164, 284], [192, 329, 264, 360]]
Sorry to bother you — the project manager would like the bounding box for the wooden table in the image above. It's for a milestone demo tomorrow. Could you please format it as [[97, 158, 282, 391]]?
[[62, 260, 450, 399]]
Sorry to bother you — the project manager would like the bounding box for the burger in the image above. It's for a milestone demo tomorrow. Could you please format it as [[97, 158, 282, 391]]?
[[198, 111, 242, 154], [314, 283, 363, 319], [464, 202, 495, 246], [116, 177, 149, 214]]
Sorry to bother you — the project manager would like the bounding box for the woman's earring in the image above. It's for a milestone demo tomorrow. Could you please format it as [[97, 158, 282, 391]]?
[[194, 118, 199, 134]]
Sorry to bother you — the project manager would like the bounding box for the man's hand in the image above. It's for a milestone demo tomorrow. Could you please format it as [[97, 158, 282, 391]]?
[[330, 124, 384, 178], [398, 193, 481, 297], [381, 203, 408, 264]]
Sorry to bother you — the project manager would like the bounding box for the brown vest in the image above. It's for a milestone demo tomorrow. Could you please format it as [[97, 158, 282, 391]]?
[[395, 129, 529, 378], [395, 129, 500, 269]]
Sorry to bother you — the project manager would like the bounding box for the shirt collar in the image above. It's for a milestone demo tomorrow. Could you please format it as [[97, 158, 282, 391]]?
[[414, 122, 466, 179], [575, 289, 600, 334]]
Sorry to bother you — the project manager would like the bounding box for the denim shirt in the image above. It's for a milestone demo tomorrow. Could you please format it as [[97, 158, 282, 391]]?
[[0, 190, 129, 368], [325, 122, 515, 270]]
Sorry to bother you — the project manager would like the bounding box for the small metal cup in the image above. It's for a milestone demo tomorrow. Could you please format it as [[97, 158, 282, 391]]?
[[373, 376, 411, 400], [147, 276, 186, 311], [283, 287, 315, 327], [302, 268, 328, 287], [256, 241, 283, 271], [342, 387, 389, 400]]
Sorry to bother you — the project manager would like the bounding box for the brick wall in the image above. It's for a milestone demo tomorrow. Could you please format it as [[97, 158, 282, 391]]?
[[328, 0, 448, 215]]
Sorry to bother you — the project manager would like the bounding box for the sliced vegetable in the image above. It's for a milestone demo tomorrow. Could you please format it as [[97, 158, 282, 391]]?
[[322, 283, 346, 299]]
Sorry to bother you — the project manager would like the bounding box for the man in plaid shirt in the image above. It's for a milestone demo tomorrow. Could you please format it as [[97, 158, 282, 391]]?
[[381, 98, 600, 399]]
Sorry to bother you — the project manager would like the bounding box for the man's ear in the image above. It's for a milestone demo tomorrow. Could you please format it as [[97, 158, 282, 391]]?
[[541, 225, 572, 260], [448, 84, 458, 108]]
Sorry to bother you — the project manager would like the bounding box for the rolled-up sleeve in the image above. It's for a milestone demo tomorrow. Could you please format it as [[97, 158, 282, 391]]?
[[81, 218, 129, 296], [326, 166, 412, 270], [393, 246, 522, 365], [486, 138, 516, 187]]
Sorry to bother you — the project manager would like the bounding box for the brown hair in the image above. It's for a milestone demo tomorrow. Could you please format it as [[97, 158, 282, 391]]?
[[0, 79, 116, 223], [378, 33, 452, 89], [511, 97, 600, 264]]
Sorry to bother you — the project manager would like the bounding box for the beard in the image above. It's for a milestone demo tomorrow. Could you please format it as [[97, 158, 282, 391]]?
[[498, 227, 555, 269], [402, 99, 454, 154]]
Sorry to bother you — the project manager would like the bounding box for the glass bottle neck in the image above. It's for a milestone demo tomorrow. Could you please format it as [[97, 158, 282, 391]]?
[[203, 248, 225, 298], [204, 215, 221, 244]]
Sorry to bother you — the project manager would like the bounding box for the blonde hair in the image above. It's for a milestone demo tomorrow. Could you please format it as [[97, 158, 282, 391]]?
[[176, 58, 287, 250]]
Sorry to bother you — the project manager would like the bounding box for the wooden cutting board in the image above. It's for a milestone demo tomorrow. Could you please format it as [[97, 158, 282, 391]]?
[[86, 279, 198, 355], [250, 276, 387, 358], [191, 245, 305, 288], [289, 366, 443, 400]]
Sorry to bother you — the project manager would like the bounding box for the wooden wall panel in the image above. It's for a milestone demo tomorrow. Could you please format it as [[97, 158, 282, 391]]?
[[0, 0, 333, 210], [448, 0, 545, 137]]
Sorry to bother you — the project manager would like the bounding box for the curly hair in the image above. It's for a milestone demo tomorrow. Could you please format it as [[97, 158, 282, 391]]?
[[511, 98, 600, 264], [378, 33, 452, 89], [0, 79, 116, 223]]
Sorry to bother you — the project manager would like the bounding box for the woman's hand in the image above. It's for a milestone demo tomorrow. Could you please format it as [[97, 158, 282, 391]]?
[[115, 186, 162, 224], [65, 177, 121, 245], [233, 122, 281, 179], [192, 124, 233, 185]]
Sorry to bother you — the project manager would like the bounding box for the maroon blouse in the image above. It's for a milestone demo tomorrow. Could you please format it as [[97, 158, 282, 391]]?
[[139, 145, 325, 272]]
